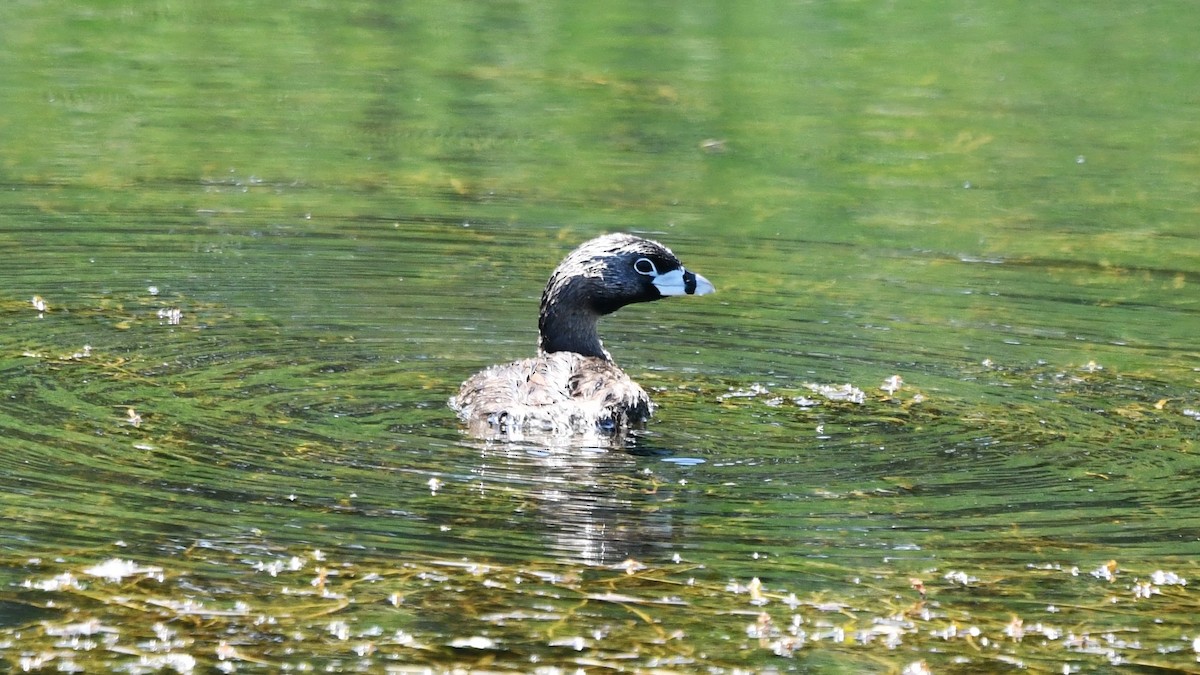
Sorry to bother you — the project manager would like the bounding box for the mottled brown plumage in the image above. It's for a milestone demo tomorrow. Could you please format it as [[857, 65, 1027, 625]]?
[[449, 233, 714, 437]]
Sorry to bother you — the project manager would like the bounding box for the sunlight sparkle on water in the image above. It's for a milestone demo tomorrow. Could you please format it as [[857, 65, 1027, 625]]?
[[1150, 570, 1187, 586], [83, 559, 164, 583], [24, 572, 81, 591], [806, 383, 866, 404], [156, 308, 183, 325], [880, 375, 903, 395]]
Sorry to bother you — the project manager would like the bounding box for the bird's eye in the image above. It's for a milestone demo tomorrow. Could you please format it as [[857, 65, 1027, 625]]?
[[633, 257, 658, 276]]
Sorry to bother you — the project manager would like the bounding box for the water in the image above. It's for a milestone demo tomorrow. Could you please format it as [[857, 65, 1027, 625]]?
[[2, 1, 1199, 672]]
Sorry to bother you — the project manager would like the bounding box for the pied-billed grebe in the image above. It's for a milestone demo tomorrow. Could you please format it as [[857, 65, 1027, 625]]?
[[450, 233, 714, 436]]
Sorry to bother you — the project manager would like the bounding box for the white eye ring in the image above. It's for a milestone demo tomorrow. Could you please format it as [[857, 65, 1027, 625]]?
[[633, 257, 658, 276]]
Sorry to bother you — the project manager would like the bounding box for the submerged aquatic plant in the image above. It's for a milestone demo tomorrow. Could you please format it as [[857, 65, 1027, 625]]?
[[3, 547, 1199, 672]]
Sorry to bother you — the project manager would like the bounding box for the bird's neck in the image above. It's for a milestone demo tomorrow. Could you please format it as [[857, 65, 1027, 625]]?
[[538, 304, 609, 359]]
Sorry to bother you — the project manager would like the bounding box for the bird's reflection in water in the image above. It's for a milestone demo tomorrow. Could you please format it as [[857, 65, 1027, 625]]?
[[468, 435, 680, 567]]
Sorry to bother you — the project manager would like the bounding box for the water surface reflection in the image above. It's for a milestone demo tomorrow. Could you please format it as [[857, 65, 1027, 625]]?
[[468, 441, 675, 566]]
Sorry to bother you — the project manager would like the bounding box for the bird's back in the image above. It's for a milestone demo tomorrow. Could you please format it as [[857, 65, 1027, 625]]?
[[450, 351, 652, 436]]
